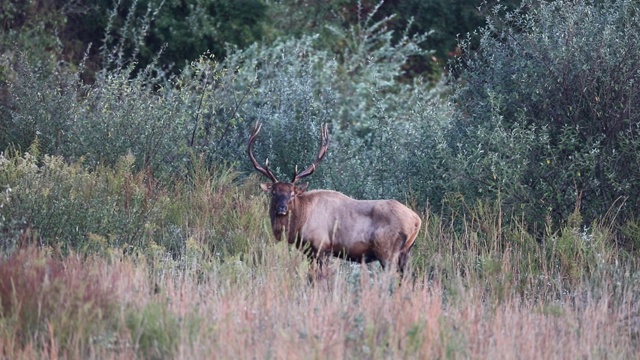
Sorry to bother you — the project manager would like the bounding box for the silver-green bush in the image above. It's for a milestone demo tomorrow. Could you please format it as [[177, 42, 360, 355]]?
[[448, 0, 640, 228]]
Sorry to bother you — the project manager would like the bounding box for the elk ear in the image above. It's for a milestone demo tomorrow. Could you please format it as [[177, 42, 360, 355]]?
[[260, 183, 273, 192], [296, 183, 309, 193]]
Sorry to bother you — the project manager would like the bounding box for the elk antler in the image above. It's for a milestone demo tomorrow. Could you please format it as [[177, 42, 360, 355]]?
[[248, 122, 278, 183], [292, 123, 330, 183]]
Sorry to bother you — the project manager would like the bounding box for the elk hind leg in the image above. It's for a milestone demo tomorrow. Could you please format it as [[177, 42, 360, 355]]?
[[397, 251, 411, 277]]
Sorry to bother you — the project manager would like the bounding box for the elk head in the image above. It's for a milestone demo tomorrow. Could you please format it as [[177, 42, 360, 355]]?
[[248, 122, 329, 216]]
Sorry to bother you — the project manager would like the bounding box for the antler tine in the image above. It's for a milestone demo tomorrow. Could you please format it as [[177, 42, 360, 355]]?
[[248, 122, 278, 183], [292, 123, 330, 183]]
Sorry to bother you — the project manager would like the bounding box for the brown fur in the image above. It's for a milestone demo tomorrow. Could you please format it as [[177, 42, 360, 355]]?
[[262, 183, 421, 274]]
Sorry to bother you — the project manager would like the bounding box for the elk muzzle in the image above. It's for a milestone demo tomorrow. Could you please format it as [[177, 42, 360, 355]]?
[[276, 204, 288, 215]]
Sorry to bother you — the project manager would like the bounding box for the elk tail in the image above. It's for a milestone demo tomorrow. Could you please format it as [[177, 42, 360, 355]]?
[[396, 217, 421, 278], [400, 217, 421, 254]]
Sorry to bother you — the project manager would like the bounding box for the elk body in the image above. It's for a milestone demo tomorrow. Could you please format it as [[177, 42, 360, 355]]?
[[248, 123, 421, 275]]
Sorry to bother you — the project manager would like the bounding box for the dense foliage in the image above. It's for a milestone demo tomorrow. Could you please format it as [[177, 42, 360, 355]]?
[[2, 0, 640, 240], [1, 2, 447, 201], [448, 0, 640, 232]]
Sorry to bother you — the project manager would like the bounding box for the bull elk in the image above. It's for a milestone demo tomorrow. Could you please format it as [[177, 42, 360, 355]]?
[[248, 122, 421, 276]]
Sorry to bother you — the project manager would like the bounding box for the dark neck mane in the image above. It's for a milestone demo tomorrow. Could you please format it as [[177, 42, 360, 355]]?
[[269, 198, 305, 245]]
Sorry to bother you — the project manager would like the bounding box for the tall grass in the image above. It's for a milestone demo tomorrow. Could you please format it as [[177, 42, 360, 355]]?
[[0, 243, 637, 359], [0, 152, 638, 359]]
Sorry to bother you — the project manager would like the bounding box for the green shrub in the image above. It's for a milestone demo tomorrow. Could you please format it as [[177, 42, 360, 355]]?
[[2, 14, 179, 171], [0, 147, 172, 253], [1, 51, 247, 178], [448, 0, 640, 228], [0, 143, 269, 260]]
